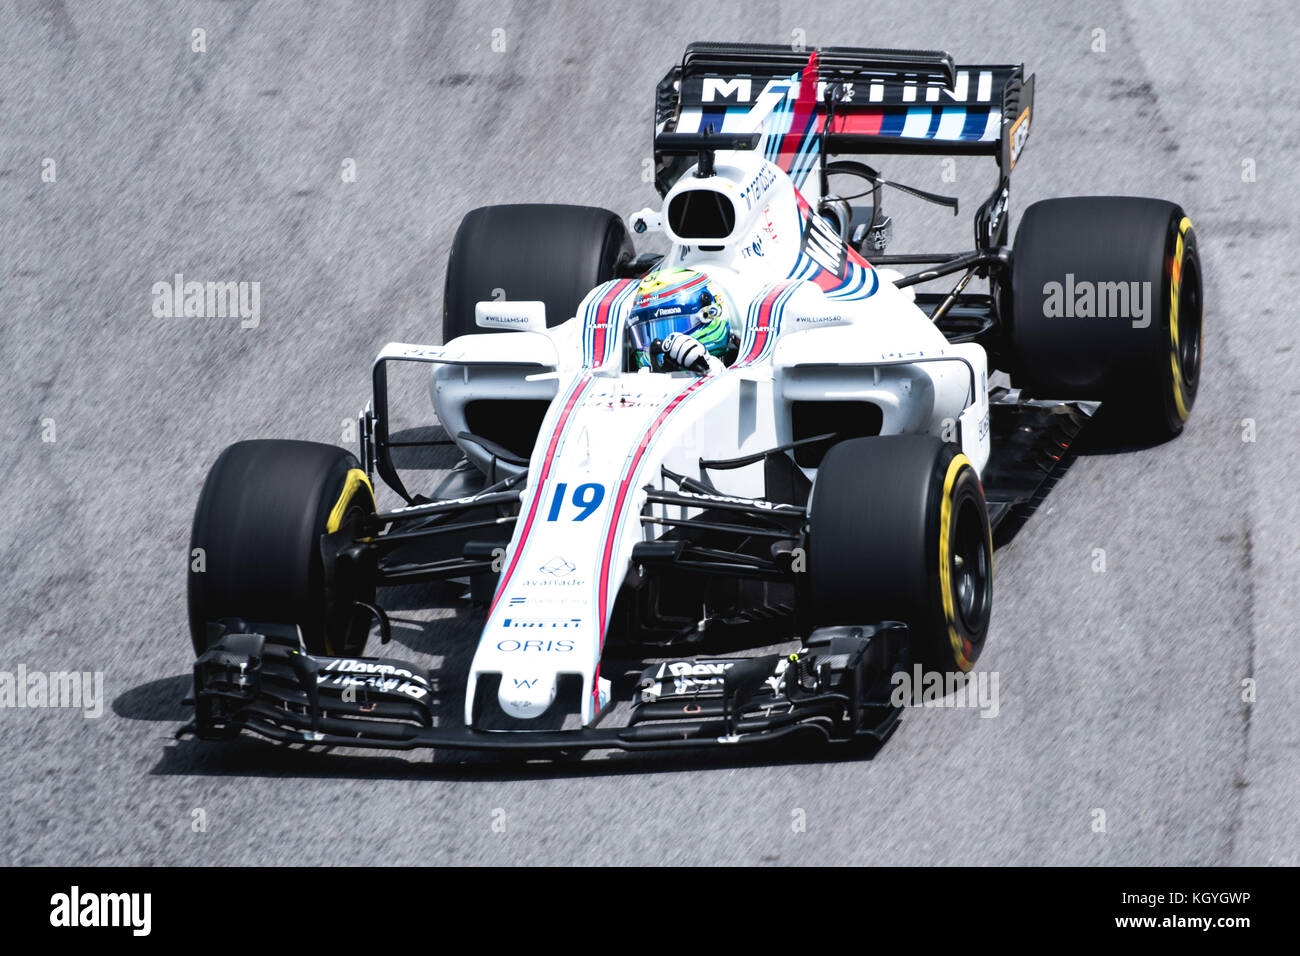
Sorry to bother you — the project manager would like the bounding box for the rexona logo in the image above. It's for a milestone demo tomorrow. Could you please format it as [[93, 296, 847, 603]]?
[[50, 887, 151, 936]]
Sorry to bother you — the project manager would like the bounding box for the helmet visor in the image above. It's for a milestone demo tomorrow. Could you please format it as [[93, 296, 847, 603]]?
[[628, 311, 705, 355]]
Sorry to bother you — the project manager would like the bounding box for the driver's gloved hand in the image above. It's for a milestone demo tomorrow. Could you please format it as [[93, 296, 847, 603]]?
[[655, 331, 713, 375]]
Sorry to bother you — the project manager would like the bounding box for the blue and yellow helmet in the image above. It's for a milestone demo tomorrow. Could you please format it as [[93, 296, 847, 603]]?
[[628, 269, 734, 369]]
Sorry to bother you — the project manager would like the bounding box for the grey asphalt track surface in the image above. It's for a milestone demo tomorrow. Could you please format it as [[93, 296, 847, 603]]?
[[1, 0, 1296, 866]]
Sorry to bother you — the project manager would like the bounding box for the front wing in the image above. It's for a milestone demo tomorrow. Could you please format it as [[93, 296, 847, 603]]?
[[179, 620, 906, 754]]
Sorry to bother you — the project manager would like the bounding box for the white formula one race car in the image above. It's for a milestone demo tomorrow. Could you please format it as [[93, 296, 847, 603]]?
[[182, 43, 1203, 756]]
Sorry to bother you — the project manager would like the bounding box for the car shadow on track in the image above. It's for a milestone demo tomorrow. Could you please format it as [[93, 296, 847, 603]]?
[[991, 404, 1174, 549], [148, 730, 889, 782], [991, 447, 1081, 549], [1067, 402, 1181, 457]]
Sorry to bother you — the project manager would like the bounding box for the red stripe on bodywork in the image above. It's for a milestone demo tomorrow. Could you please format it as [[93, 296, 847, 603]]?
[[488, 376, 592, 615], [594, 279, 791, 641], [833, 110, 885, 135], [775, 52, 821, 174], [596, 377, 709, 638], [740, 284, 787, 365], [591, 279, 633, 366], [585, 274, 791, 712], [846, 244, 872, 269]]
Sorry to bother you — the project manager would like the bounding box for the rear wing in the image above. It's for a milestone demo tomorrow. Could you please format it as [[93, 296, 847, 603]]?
[[655, 41, 1033, 173]]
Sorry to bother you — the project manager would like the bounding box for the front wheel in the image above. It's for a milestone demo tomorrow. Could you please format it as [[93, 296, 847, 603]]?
[[807, 435, 993, 674], [187, 440, 376, 657]]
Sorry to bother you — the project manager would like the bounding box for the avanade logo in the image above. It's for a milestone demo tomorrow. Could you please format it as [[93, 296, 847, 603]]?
[[50, 886, 151, 936]]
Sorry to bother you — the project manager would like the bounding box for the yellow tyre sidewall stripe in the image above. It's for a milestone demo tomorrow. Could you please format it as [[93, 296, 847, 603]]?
[[1169, 216, 1194, 422], [938, 453, 983, 673], [322, 468, 374, 656], [327, 468, 374, 534]]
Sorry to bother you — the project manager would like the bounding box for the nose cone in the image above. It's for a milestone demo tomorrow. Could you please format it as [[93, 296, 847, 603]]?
[[498, 671, 558, 719]]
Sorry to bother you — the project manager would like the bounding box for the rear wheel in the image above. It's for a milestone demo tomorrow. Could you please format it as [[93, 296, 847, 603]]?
[[442, 203, 635, 342], [807, 435, 993, 674], [1009, 196, 1203, 440], [188, 440, 376, 657]]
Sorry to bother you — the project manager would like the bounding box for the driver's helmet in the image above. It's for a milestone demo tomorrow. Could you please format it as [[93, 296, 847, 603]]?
[[628, 269, 735, 369]]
